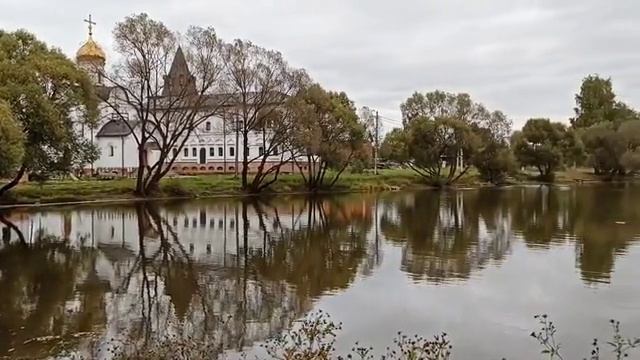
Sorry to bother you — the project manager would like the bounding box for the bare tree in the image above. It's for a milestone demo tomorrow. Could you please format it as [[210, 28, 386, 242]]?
[[101, 13, 227, 196], [220, 39, 307, 193]]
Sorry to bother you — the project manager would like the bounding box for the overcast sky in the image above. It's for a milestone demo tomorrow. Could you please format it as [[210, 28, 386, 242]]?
[[1, 0, 639, 130]]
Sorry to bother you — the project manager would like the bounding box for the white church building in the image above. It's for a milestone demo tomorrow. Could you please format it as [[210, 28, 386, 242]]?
[[75, 26, 303, 177]]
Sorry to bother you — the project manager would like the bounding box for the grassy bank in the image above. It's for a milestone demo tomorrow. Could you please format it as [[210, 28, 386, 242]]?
[[0, 167, 626, 207], [0, 169, 426, 206]]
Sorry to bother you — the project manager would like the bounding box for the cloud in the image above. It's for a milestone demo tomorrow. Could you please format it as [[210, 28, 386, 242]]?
[[2, 0, 639, 130]]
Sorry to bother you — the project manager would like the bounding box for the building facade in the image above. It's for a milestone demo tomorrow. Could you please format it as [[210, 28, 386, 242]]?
[[75, 31, 302, 176]]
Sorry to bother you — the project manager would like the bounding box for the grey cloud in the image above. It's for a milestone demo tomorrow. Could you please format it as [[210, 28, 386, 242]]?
[[1, 0, 639, 129]]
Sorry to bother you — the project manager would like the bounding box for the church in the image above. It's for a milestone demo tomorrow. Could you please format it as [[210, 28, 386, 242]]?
[[74, 19, 300, 177]]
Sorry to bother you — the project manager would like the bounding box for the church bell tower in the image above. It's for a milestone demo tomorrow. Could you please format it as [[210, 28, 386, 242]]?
[[76, 15, 106, 84]]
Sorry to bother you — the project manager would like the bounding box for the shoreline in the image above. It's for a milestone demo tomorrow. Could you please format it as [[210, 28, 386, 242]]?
[[0, 173, 634, 210]]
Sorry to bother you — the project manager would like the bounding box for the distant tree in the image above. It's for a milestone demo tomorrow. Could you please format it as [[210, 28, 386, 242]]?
[[386, 117, 480, 186], [0, 101, 24, 178], [0, 30, 97, 198], [560, 128, 585, 168], [220, 39, 307, 193], [617, 120, 640, 174], [571, 75, 639, 128], [581, 123, 625, 176], [400, 91, 512, 141], [512, 118, 567, 181], [289, 85, 366, 191], [380, 128, 409, 163], [472, 128, 516, 185]]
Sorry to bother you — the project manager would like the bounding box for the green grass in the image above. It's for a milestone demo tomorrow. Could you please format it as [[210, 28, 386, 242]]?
[[1, 167, 626, 206], [0, 169, 428, 205]]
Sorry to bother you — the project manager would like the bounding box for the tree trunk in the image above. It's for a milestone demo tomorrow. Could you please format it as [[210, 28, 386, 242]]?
[[0, 164, 26, 199], [241, 131, 249, 190], [135, 146, 147, 196]]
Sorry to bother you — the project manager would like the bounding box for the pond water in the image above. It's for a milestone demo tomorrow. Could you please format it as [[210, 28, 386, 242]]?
[[1, 185, 640, 359]]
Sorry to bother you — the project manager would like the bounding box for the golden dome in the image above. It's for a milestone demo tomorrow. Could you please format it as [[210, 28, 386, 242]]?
[[76, 36, 106, 64]]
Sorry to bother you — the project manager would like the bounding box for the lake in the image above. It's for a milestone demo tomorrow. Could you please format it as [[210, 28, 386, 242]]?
[[1, 185, 640, 359]]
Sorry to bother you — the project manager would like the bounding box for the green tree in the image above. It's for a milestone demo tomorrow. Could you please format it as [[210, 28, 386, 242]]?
[[618, 120, 640, 173], [0, 101, 24, 178], [380, 128, 409, 163], [400, 90, 512, 140], [571, 75, 639, 129], [512, 118, 567, 181], [560, 128, 585, 168], [581, 123, 625, 176], [0, 30, 97, 197], [289, 85, 366, 191], [472, 137, 516, 185], [400, 117, 480, 186]]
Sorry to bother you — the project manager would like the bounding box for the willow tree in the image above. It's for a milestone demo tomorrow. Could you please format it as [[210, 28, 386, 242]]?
[[289, 85, 366, 191], [220, 39, 307, 192], [0, 30, 98, 197], [102, 14, 228, 196]]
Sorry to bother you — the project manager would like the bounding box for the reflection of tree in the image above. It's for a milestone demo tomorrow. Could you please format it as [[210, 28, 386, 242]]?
[[0, 214, 107, 358], [380, 191, 511, 283], [0, 198, 373, 358], [252, 197, 370, 300], [564, 185, 640, 284], [101, 197, 373, 358]]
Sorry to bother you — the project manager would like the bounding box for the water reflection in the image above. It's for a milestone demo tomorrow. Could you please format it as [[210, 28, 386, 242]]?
[[0, 196, 377, 358], [380, 191, 512, 283], [1, 186, 640, 358]]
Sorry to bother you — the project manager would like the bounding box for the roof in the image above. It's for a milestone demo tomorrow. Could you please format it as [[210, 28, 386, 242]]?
[[162, 47, 197, 96], [76, 36, 106, 64], [96, 119, 138, 137]]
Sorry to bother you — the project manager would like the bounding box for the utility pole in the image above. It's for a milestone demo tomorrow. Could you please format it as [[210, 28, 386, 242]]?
[[374, 110, 379, 175]]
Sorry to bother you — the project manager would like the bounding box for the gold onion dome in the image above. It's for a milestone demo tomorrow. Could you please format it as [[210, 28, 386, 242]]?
[[76, 36, 106, 64]]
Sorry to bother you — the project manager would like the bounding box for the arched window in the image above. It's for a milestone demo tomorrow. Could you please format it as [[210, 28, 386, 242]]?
[[218, 147, 224, 157], [184, 148, 188, 157], [205, 121, 211, 131], [192, 147, 197, 157], [109, 145, 115, 157], [229, 147, 235, 157], [209, 147, 215, 157], [258, 146, 264, 156], [172, 148, 178, 157]]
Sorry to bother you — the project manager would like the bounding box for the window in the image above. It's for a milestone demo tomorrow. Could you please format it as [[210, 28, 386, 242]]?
[[109, 145, 115, 157], [273, 146, 279, 155], [192, 148, 197, 157], [205, 121, 211, 131], [173, 148, 178, 158], [184, 148, 188, 157], [209, 147, 215, 157], [258, 146, 264, 156], [229, 147, 235, 157], [218, 147, 224, 157]]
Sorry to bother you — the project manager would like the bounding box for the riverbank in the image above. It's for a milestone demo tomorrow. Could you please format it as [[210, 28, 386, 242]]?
[[0, 167, 625, 208], [0, 169, 426, 207]]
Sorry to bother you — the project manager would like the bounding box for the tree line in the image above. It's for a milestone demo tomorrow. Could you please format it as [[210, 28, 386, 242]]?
[[381, 75, 640, 185], [0, 14, 371, 198]]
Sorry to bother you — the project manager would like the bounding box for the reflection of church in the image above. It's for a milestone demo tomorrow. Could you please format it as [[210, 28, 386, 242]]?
[[74, 16, 302, 176], [0, 196, 378, 358]]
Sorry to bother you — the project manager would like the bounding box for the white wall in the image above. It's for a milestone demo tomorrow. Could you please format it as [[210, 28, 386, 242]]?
[[93, 136, 140, 170]]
